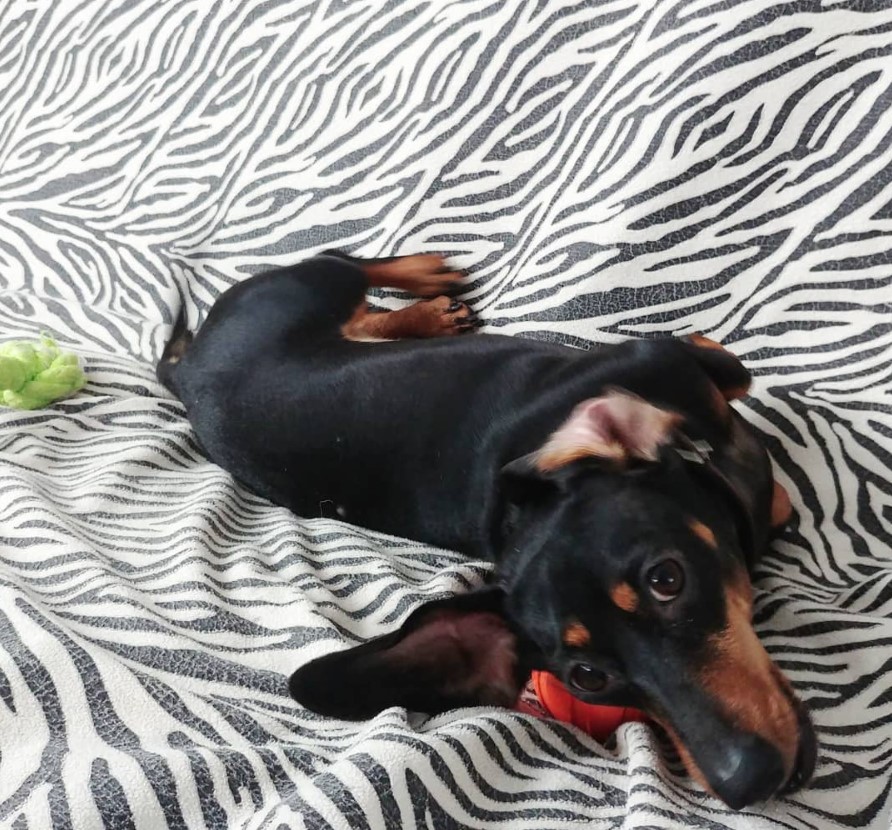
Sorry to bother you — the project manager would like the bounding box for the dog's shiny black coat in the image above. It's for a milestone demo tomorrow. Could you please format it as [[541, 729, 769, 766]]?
[[159, 254, 816, 810]]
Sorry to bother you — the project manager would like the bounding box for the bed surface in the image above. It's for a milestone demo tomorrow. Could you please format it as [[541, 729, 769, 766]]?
[[1, 1, 890, 828]]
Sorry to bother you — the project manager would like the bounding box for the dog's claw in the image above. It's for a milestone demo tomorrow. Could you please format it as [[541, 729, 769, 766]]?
[[424, 295, 481, 335]]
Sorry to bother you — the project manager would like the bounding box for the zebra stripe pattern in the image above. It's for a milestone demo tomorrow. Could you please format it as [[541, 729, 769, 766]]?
[[1, 0, 891, 827]]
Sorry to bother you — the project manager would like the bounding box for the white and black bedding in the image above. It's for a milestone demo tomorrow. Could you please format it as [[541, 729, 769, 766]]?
[[1, 1, 891, 828]]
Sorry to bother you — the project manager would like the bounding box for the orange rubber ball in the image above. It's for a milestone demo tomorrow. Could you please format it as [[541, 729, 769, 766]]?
[[531, 671, 648, 741]]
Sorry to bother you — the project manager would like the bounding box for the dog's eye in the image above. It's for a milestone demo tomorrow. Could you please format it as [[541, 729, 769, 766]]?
[[569, 663, 609, 693], [646, 558, 685, 602]]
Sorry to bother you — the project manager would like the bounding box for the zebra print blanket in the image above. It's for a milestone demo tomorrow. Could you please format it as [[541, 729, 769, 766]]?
[[1, 1, 890, 828]]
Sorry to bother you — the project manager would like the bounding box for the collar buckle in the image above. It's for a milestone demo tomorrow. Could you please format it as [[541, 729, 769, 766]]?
[[675, 437, 713, 465]]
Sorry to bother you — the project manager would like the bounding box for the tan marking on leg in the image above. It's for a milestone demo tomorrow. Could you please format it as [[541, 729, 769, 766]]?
[[362, 254, 464, 296], [340, 302, 393, 342], [771, 481, 792, 528], [610, 582, 639, 613], [562, 620, 591, 648], [688, 519, 717, 549], [342, 297, 477, 341]]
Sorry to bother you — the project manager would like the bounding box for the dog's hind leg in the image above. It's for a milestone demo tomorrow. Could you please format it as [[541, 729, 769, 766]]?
[[342, 296, 481, 341], [322, 250, 465, 297], [321, 250, 479, 340]]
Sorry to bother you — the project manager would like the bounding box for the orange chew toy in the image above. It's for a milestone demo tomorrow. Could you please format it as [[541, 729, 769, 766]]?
[[531, 671, 648, 741]]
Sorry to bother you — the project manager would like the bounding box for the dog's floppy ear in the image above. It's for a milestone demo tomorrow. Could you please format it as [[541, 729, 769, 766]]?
[[503, 390, 682, 483], [288, 587, 525, 719], [682, 334, 752, 401], [497, 392, 681, 541]]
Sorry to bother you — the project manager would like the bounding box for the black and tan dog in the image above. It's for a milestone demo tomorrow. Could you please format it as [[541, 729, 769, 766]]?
[[158, 251, 817, 810]]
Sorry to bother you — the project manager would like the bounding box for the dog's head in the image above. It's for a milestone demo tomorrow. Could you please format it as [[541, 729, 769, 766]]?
[[289, 337, 817, 810]]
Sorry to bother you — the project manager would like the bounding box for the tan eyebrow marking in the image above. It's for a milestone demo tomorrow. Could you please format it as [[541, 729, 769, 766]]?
[[610, 582, 639, 613], [688, 519, 717, 549], [562, 620, 591, 647]]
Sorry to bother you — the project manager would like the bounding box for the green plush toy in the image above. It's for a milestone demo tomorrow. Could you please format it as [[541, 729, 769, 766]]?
[[0, 335, 86, 410]]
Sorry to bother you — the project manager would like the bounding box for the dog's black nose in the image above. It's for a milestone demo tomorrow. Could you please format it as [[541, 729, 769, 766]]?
[[708, 734, 786, 810]]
